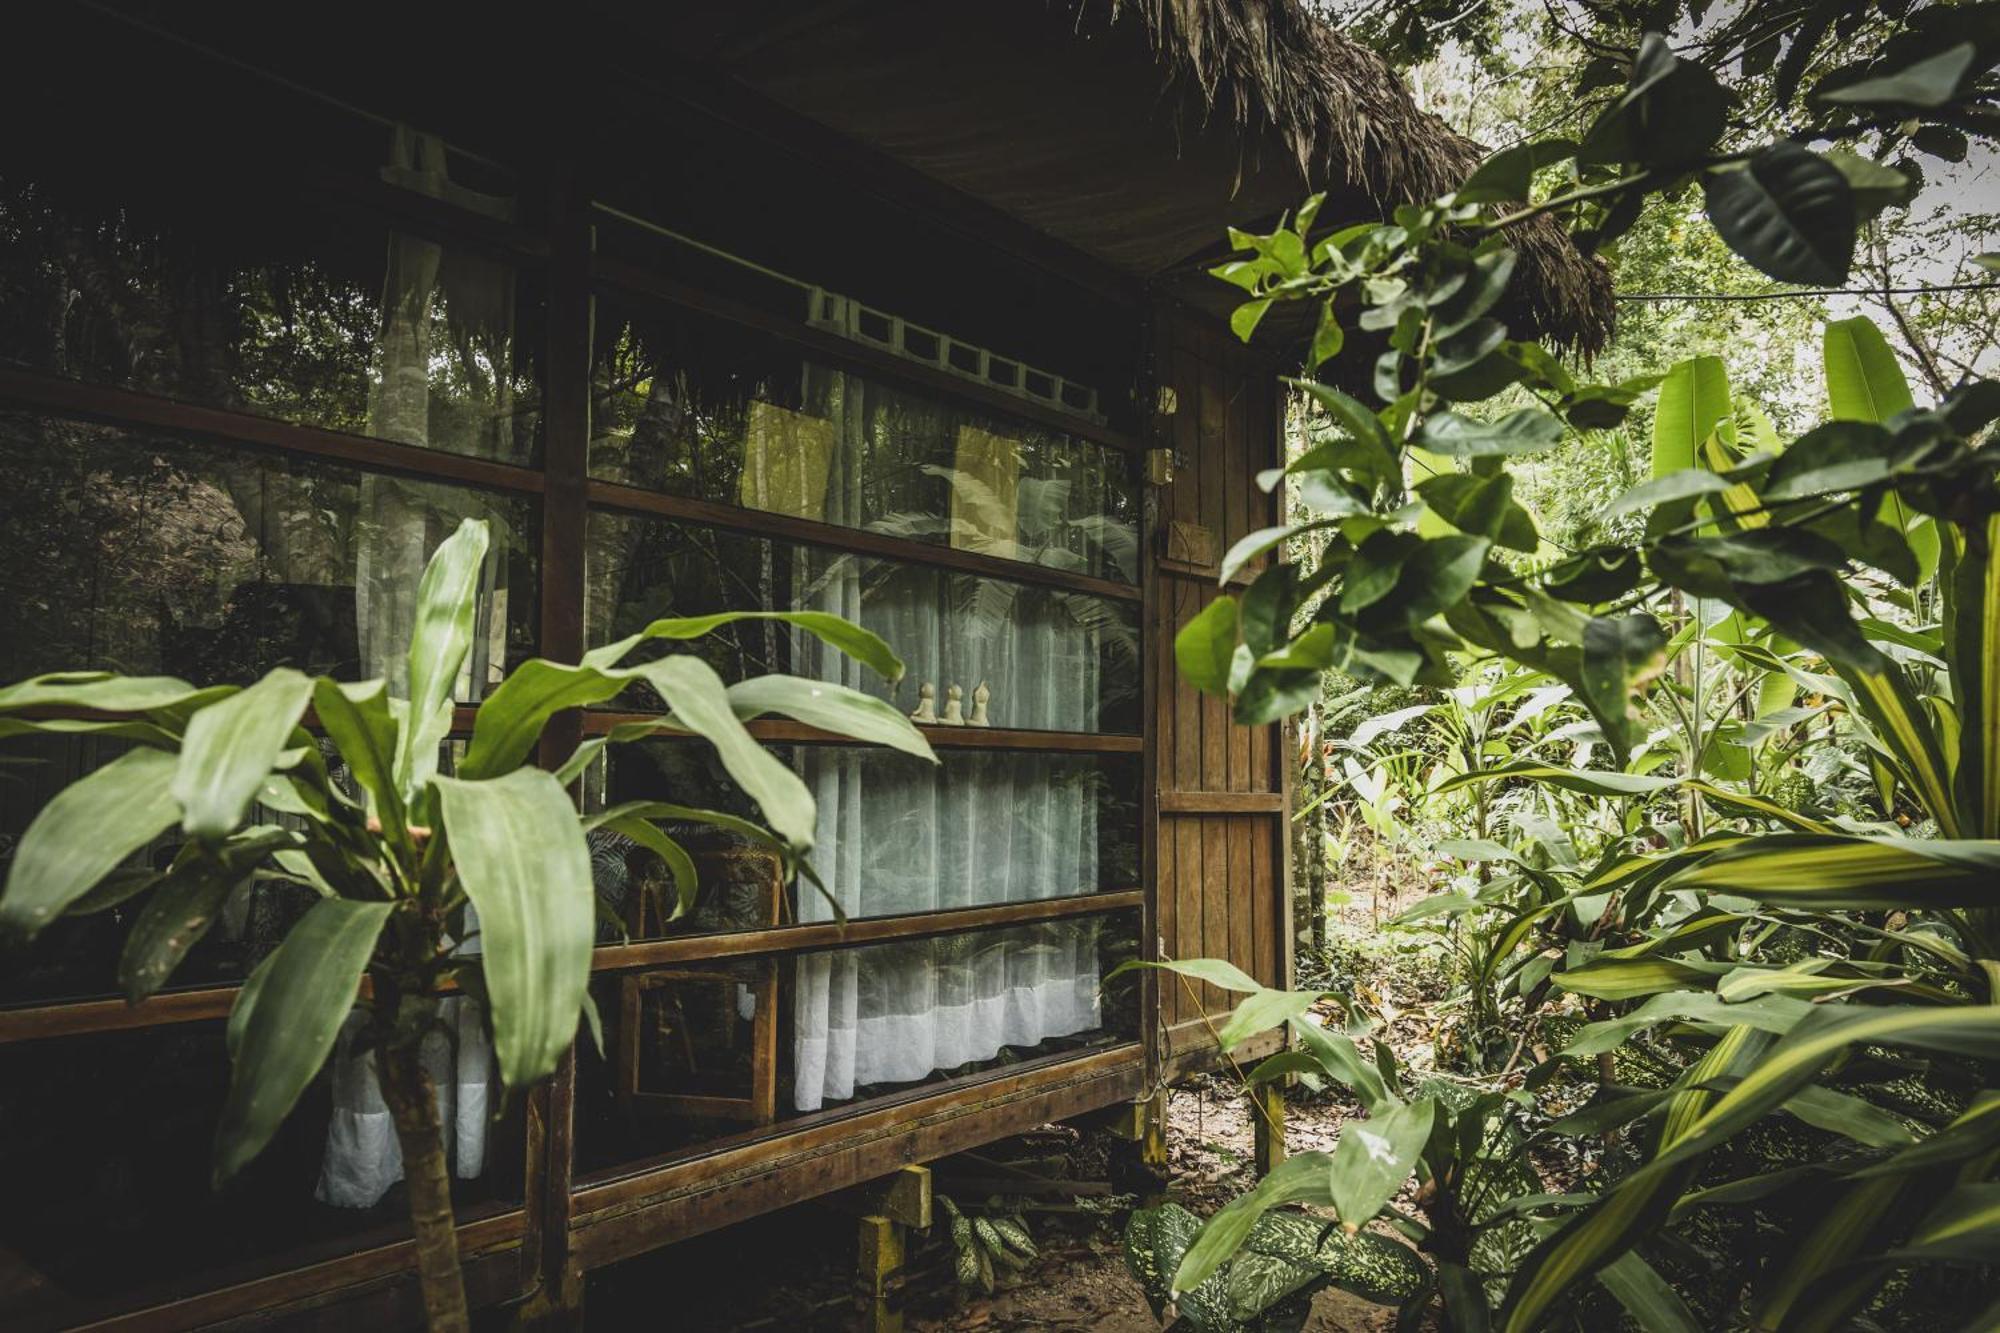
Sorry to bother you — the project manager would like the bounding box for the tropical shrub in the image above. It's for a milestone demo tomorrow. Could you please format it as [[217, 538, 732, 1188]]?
[[0, 517, 932, 1331], [1148, 4, 2000, 1324]]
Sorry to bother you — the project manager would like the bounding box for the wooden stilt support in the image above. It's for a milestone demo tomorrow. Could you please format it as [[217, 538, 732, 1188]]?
[[1250, 1081, 1286, 1176], [858, 1213, 906, 1333], [1099, 1090, 1169, 1201], [833, 1165, 928, 1333]]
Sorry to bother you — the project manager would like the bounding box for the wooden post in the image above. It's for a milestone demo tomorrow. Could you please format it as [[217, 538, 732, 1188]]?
[[858, 1213, 906, 1333], [1250, 1081, 1286, 1177], [831, 1166, 929, 1333], [1098, 1090, 1169, 1201]]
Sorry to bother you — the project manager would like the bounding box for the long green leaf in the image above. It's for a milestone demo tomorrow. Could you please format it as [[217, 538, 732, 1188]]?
[[312, 677, 403, 829], [396, 516, 490, 800], [1752, 1174, 1905, 1331], [726, 675, 936, 762], [1839, 657, 1960, 836], [601, 816, 698, 920], [119, 830, 292, 1001], [1502, 1024, 1772, 1332], [1652, 356, 1731, 479], [1660, 834, 1998, 908], [0, 671, 210, 715], [1890, 1183, 2000, 1263], [1597, 1252, 1703, 1333], [1512, 1003, 2000, 1329], [605, 610, 905, 683], [1217, 987, 1325, 1050], [628, 656, 817, 851], [214, 897, 392, 1183], [1561, 990, 1813, 1055], [1172, 1151, 1336, 1294], [1946, 513, 2000, 837], [1433, 763, 1676, 799], [1555, 957, 1733, 1001], [1329, 1098, 1433, 1228], [1, 747, 180, 942], [434, 768, 595, 1088], [172, 669, 314, 839], [1109, 956, 1266, 994]]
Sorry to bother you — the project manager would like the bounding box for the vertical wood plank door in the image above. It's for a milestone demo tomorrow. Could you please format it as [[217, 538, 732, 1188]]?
[[1151, 307, 1291, 1066]]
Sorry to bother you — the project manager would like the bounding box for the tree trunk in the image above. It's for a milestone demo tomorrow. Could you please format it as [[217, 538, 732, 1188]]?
[[379, 1038, 472, 1333]]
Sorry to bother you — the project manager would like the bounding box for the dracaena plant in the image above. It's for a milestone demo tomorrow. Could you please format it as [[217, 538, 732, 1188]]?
[[0, 517, 934, 1332]]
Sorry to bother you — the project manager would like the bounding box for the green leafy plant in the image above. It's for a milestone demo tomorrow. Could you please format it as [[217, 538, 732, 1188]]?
[[939, 1194, 1040, 1295], [1159, 7, 2000, 1318], [0, 517, 933, 1331]]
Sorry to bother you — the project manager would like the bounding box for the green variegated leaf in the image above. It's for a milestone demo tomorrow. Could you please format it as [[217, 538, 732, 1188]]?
[[1172, 1152, 1335, 1293], [1434, 763, 1675, 799], [1597, 1252, 1703, 1333], [1660, 835, 1998, 908], [1554, 957, 1734, 1001]]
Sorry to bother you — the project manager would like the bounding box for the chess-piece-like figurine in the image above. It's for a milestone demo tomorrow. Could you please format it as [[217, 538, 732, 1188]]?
[[941, 683, 966, 725], [910, 681, 938, 723], [969, 681, 991, 726]]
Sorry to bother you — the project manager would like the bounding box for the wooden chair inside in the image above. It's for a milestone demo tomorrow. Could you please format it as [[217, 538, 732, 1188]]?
[[615, 845, 783, 1127]]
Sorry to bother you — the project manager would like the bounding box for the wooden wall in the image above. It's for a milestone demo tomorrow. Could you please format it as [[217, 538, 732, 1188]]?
[[1151, 305, 1292, 1065]]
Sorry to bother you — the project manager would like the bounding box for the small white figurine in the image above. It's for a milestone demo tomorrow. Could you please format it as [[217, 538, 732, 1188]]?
[[941, 683, 966, 725], [910, 682, 938, 723], [969, 681, 991, 726]]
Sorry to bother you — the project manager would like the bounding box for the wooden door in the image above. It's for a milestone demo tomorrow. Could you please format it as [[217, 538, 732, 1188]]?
[[1149, 306, 1292, 1071]]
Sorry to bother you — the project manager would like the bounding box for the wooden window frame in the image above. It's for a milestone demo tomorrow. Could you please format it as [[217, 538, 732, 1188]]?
[[0, 115, 1166, 1327]]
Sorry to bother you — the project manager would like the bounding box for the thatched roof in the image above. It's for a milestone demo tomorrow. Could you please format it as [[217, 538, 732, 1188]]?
[[1093, 0, 1614, 352], [659, 0, 1611, 355]]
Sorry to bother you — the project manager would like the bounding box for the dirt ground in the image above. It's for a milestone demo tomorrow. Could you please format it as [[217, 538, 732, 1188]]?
[[588, 1073, 1394, 1333]]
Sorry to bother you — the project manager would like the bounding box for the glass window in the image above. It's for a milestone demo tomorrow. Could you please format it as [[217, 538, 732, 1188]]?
[[0, 412, 536, 693], [586, 511, 1140, 733], [590, 301, 1137, 583], [0, 1019, 521, 1326], [0, 72, 541, 464], [586, 743, 1138, 941], [573, 910, 1140, 1177]]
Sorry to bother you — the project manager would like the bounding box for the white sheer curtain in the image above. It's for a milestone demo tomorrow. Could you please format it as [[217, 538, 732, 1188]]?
[[319, 127, 507, 1208], [789, 371, 1107, 1112]]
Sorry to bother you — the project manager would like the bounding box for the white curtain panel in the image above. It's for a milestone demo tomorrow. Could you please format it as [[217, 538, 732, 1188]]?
[[320, 127, 511, 1206], [791, 371, 1107, 1112]]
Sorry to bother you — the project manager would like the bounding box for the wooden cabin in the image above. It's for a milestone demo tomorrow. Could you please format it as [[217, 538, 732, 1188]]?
[[0, 3, 1605, 1327]]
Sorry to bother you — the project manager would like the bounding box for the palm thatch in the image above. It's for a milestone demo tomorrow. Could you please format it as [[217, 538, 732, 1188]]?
[[1089, 0, 1614, 353]]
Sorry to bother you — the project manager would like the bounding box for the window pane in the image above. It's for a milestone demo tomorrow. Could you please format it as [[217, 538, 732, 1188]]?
[[586, 510, 1140, 733], [0, 412, 536, 692], [0, 112, 541, 463], [586, 743, 1138, 941], [590, 301, 1137, 583], [573, 910, 1140, 1177], [0, 1019, 522, 1325]]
